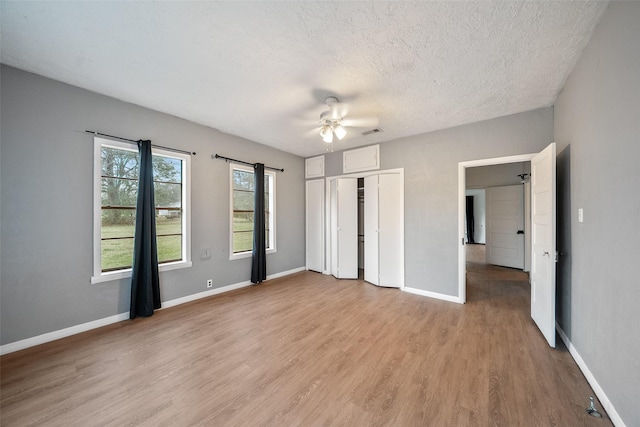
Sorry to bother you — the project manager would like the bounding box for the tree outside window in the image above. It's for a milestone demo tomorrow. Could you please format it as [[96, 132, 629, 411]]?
[[99, 143, 185, 271], [231, 165, 275, 256]]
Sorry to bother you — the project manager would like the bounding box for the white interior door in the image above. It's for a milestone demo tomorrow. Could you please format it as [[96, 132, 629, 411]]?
[[335, 178, 358, 279], [305, 179, 324, 273], [364, 173, 403, 288], [530, 143, 557, 347], [330, 179, 338, 276], [378, 173, 403, 288], [364, 175, 379, 285], [486, 185, 525, 269]]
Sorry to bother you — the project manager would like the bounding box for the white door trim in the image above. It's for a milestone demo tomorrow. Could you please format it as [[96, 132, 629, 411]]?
[[458, 153, 536, 303]]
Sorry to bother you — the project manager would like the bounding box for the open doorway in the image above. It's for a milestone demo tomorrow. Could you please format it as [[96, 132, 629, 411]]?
[[457, 153, 536, 303], [465, 162, 531, 269], [458, 143, 557, 347]]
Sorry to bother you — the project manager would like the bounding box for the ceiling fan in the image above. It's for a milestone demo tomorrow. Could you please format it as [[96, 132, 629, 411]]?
[[316, 96, 378, 143]]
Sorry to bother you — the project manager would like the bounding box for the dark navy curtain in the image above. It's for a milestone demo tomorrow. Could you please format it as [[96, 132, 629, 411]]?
[[466, 195, 475, 244], [130, 140, 161, 318], [251, 163, 267, 284]]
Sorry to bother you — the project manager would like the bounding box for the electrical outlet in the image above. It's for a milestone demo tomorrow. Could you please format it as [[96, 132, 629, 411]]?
[[206, 279, 213, 288]]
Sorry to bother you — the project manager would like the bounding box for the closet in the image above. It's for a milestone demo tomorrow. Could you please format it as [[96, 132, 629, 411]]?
[[328, 170, 404, 288]]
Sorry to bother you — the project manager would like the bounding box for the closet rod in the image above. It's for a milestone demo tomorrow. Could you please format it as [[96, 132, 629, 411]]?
[[86, 130, 196, 156], [213, 154, 284, 172]]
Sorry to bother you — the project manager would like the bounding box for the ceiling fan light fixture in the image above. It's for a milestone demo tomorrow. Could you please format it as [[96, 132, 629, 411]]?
[[334, 125, 347, 140], [316, 96, 369, 143], [320, 125, 333, 143]]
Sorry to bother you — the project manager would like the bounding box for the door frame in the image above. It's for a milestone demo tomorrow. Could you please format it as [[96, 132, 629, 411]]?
[[324, 168, 405, 289], [458, 154, 536, 303]]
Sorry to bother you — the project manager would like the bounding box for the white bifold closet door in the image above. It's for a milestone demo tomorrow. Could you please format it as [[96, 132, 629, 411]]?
[[364, 173, 403, 288], [305, 179, 324, 273], [330, 178, 358, 279], [364, 175, 379, 284]]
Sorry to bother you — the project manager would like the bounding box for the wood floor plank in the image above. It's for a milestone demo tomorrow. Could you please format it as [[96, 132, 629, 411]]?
[[1, 268, 612, 426]]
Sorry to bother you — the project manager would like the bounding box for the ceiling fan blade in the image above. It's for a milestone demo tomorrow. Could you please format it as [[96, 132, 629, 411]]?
[[303, 127, 322, 138], [341, 116, 379, 128], [333, 102, 349, 119]]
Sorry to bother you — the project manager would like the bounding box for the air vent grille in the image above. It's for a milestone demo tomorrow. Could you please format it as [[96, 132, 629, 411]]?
[[361, 128, 383, 136]]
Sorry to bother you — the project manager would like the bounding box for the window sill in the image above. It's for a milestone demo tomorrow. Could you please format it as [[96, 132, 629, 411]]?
[[91, 260, 192, 284], [229, 248, 276, 261]]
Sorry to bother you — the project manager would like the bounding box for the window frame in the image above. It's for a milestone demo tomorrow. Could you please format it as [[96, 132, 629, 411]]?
[[229, 162, 276, 260], [92, 136, 191, 284]]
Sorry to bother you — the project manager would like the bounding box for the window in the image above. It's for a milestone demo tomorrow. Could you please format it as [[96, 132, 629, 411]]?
[[230, 163, 276, 259], [92, 137, 191, 283]]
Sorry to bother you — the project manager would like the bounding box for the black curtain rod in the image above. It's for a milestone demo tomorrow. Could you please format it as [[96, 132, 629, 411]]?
[[86, 130, 196, 156], [213, 154, 284, 172]]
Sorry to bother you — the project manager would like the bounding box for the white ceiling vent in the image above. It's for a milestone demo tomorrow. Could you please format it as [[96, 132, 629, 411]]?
[[362, 128, 383, 136]]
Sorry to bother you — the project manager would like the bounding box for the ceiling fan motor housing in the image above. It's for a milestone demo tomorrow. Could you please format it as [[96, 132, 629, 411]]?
[[320, 96, 342, 123]]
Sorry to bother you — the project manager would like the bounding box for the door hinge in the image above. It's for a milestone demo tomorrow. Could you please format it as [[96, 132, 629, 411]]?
[[462, 238, 465, 246], [555, 251, 559, 262]]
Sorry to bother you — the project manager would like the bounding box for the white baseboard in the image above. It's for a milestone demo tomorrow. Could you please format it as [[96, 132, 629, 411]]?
[[556, 323, 626, 427], [163, 266, 305, 309], [267, 266, 306, 280], [403, 286, 463, 304], [0, 266, 306, 356], [0, 312, 131, 356]]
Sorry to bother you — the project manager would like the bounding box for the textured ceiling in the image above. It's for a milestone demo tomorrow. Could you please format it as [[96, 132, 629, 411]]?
[[1, 1, 607, 157]]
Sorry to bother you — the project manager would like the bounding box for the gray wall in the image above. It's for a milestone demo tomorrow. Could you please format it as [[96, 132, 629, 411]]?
[[554, 2, 640, 424], [466, 162, 530, 188], [323, 107, 553, 296], [0, 66, 305, 345]]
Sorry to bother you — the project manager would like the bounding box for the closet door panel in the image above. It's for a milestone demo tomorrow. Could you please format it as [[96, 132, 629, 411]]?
[[364, 175, 379, 285], [330, 180, 338, 276], [336, 178, 358, 279], [305, 179, 324, 272], [378, 173, 403, 288]]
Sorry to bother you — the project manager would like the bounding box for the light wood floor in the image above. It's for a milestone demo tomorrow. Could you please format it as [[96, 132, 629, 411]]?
[[466, 243, 486, 264], [1, 266, 610, 426]]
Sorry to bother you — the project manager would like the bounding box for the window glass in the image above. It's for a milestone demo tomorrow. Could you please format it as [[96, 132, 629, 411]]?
[[231, 165, 275, 256], [96, 140, 188, 273]]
